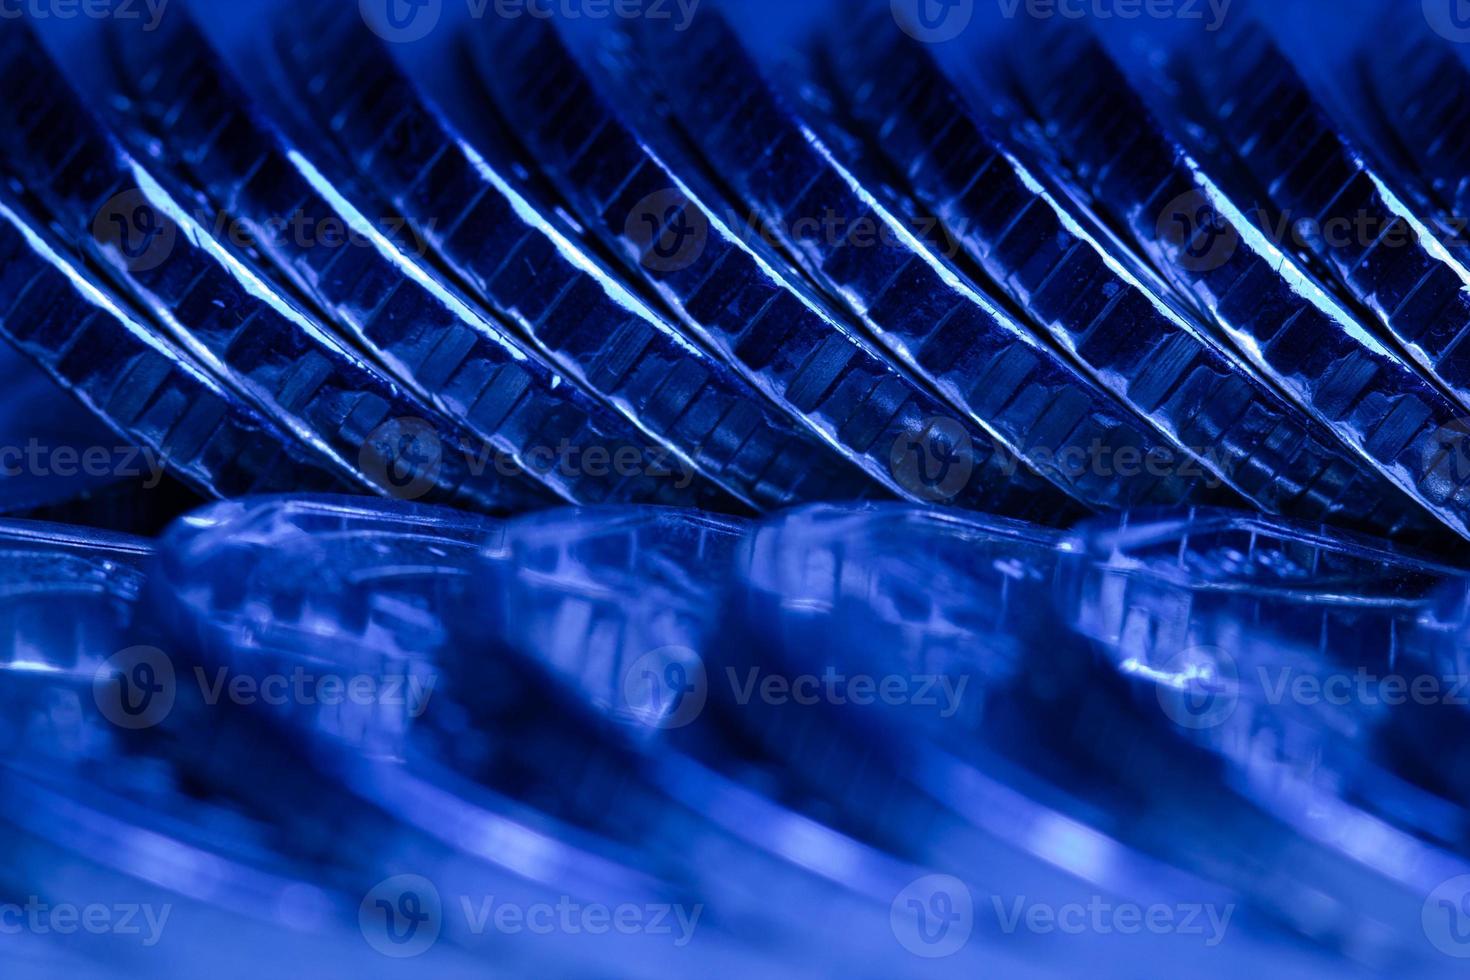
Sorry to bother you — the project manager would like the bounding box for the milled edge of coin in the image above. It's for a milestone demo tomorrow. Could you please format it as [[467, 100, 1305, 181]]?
[[98, 16, 739, 513], [256, 7, 947, 515], [0, 190, 353, 500], [476, 17, 1234, 520], [0, 26, 555, 514], [816, 18, 1449, 539]]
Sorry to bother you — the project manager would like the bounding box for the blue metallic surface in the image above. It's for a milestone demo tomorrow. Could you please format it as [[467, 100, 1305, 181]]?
[[246, 6, 907, 516], [0, 330, 147, 514], [1058, 508, 1470, 969], [996, 26, 1470, 545], [473, 506, 1021, 975], [467, 17, 1216, 516], [1065, 510, 1470, 848], [6, 1, 1470, 975], [709, 503, 1365, 973], [816, 13, 1463, 541], [0, 186, 350, 500], [0, 26, 551, 514], [150, 495, 803, 976], [96, 13, 740, 512], [1172, 21, 1470, 411], [0, 518, 488, 978]]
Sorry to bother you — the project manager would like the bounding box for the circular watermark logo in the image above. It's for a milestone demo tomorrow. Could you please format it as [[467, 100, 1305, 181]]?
[[890, 416, 975, 502], [92, 190, 178, 273], [1151, 645, 1239, 731], [624, 189, 710, 273], [892, 0, 975, 42], [359, 417, 444, 501], [360, 875, 443, 958], [92, 645, 176, 730], [1424, 874, 1470, 957], [891, 874, 973, 958], [360, 0, 443, 43], [1425, 0, 1470, 43], [1155, 188, 1240, 273], [620, 645, 707, 729], [1428, 416, 1470, 483]]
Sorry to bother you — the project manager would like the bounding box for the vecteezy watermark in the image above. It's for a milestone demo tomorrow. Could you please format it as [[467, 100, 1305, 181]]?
[[358, 876, 703, 958], [1255, 666, 1470, 709], [93, 646, 177, 731], [891, 417, 977, 502], [193, 664, 436, 718], [1124, 645, 1240, 731], [201, 208, 436, 262], [361, 0, 701, 43], [93, 189, 178, 274], [620, 645, 708, 729], [1428, 416, 1470, 483], [892, 875, 1235, 957], [727, 666, 971, 719], [1425, 0, 1470, 43], [360, 0, 443, 42], [996, 0, 1232, 31], [459, 896, 702, 947], [92, 647, 437, 730], [892, 0, 976, 43], [740, 205, 963, 261], [624, 189, 711, 273], [0, 0, 170, 31], [358, 417, 698, 502], [360, 875, 443, 958], [1425, 874, 1470, 957], [1155, 188, 1470, 274], [990, 895, 1235, 945], [616, 648, 971, 728], [1135, 654, 1470, 733], [1155, 188, 1242, 274], [0, 439, 166, 489], [0, 898, 172, 947], [888, 416, 1230, 503], [891, 875, 974, 958], [94, 191, 438, 276], [359, 417, 446, 502], [620, 191, 965, 273]]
